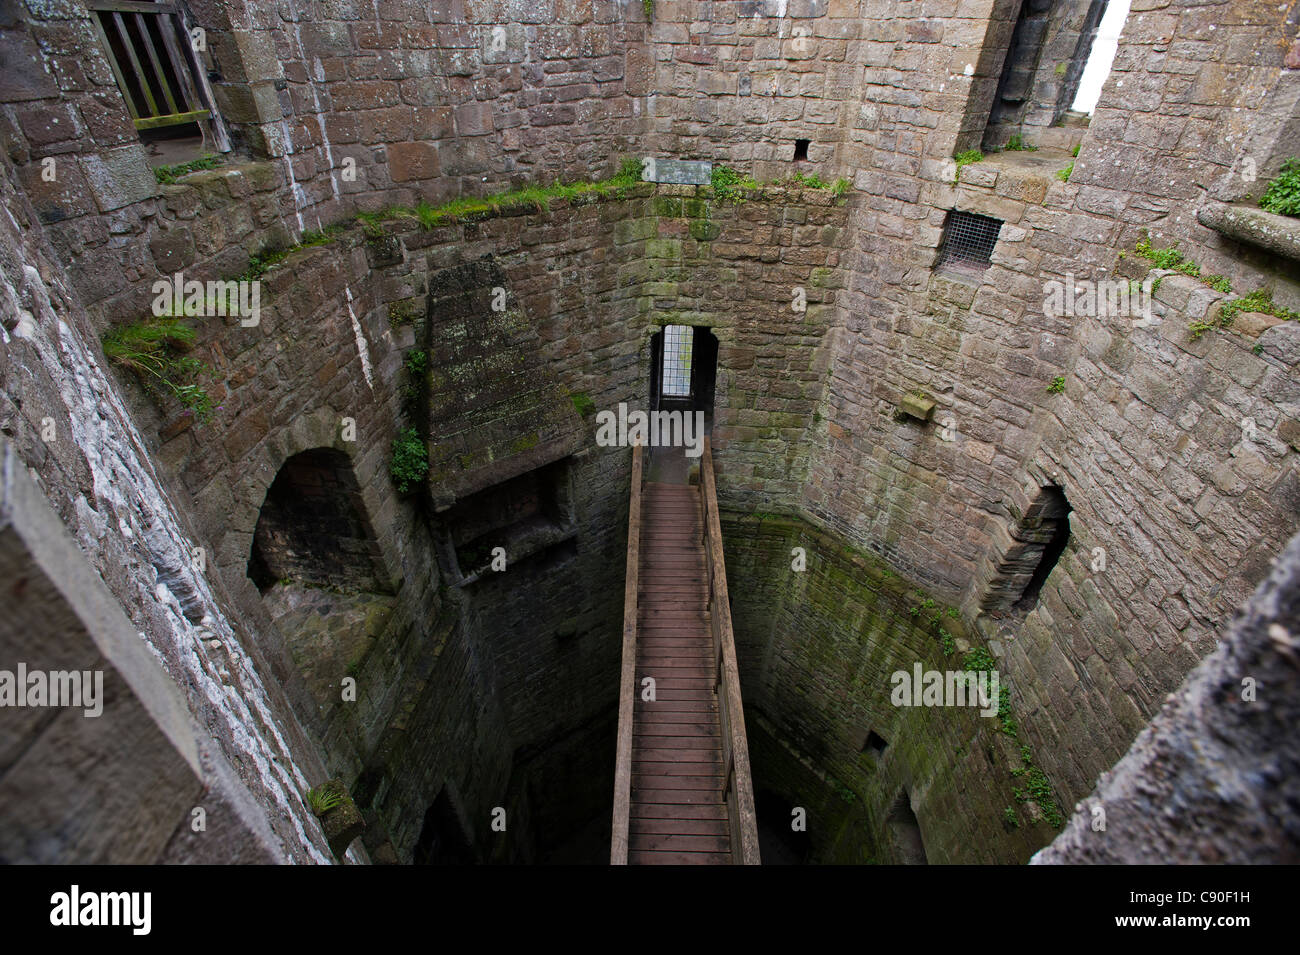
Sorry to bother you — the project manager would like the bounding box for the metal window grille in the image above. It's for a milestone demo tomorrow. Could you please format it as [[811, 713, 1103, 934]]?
[[88, 1, 214, 134], [661, 325, 693, 398], [935, 210, 1003, 272]]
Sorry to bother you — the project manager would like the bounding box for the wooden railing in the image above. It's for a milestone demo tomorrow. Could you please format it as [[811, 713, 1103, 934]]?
[[699, 437, 761, 864], [609, 441, 643, 865]]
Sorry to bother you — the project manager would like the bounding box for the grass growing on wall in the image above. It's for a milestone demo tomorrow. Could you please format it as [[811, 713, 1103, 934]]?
[[709, 164, 761, 202], [305, 783, 343, 816], [952, 149, 984, 183], [239, 224, 346, 281], [907, 593, 961, 657], [102, 317, 214, 424], [1218, 287, 1300, 324], [1132, 232, 1240, 341], [709, 165, 851, 203], [154, 154, 221, 184], [357, 158, 645, 236]]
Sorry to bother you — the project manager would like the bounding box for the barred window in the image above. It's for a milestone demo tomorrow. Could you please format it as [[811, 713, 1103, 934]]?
[[935, 211, 1003, 273], [88, 0, 227, 153], [661, 325, 693, 398]]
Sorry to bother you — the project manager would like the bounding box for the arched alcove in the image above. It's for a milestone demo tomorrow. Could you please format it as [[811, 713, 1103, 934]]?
[[981, 485, 1073, 615], [247, 447, 397, 713], [413, 788, 475, 865], [887, 791, 928, 865], [247, 447, 392, 596]]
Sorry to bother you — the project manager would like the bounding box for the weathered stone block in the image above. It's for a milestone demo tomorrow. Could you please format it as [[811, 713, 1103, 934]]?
[[80, 146, 155, 212], [900, 392, 935, 421], [0, 32, 59, 101], [387, 141, 440, 182], [149, 227, 196, 273]]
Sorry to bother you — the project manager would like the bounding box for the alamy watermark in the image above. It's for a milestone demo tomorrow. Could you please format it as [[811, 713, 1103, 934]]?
[[152, 271, 261, 327], [890, 663, 1000, 717], [0, 664, 103, 717], [50, 885, 150, 935], [595, 402, 705, 458], [1043, 273, 1155, 325]]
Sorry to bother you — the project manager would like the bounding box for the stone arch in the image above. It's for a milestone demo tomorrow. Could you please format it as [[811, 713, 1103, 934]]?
[[217, 406, 399, 599], [886, 791, 928, 865], [979, 483, 1073, 615], [247, 447, 391, 595]]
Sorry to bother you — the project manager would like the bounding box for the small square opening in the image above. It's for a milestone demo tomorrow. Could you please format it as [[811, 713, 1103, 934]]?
[[935, 210, 1004, 274], [862, 730, 888, 756], [793, 139, 810, 161]]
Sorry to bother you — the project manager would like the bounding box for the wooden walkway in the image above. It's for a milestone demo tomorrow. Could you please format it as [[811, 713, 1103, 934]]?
[[629, 481, 731, 864], [611, 440, 759, 865]]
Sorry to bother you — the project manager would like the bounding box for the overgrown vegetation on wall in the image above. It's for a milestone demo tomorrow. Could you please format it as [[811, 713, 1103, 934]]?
[[153, 154, 221, 185], [102, 317, 214, 424], [357, 159, 645, 236], [710, 164, 850, 203], [389, 347, 430, 494], [239, 225, 345, 281], [1259, 157, 1300, 217]]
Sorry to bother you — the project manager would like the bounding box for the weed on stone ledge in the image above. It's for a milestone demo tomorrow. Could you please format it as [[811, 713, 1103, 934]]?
[[239, 223, 345, 281], [711, 164, 761, 203], [154, 154, 220, 184], [953, 149, 984, 183], [356, 160, 646, 235], [305, 783, 343, 816]]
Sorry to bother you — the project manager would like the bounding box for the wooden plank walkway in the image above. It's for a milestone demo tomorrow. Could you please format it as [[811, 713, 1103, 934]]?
[[628, 481, 732, 864]]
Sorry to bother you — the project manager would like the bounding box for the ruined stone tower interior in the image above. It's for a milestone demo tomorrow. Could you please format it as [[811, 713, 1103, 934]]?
[[2, 0, 1299, 869]]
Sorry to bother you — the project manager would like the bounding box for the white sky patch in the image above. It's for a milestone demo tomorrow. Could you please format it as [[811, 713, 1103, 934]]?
[[1073, 0, 1133, 113]]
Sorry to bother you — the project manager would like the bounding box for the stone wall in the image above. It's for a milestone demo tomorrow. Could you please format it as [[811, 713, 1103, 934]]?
[[3, 0, 653, 323], [4, 0, 1300, 864], [30, 139, 851, 860], [797, 0, 1300, 818], [1035, 525, 1300, 864], [721, 511, 1057, 864], [0, 160, 335, 863]]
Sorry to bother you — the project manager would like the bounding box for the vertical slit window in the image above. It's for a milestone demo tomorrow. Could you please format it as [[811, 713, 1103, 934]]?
[[1072, 0, 1132, 114]]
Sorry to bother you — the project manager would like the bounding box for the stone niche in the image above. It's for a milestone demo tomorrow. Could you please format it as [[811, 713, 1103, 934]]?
[[438, 457, 578, 585], [247, 447, 392, 596]]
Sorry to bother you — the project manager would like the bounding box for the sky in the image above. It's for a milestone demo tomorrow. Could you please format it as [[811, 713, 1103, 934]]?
[[1072, 0, 1133, 114]]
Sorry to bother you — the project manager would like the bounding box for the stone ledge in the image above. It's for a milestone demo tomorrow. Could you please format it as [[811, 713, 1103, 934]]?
[[1197, 201, 1300, 262]]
